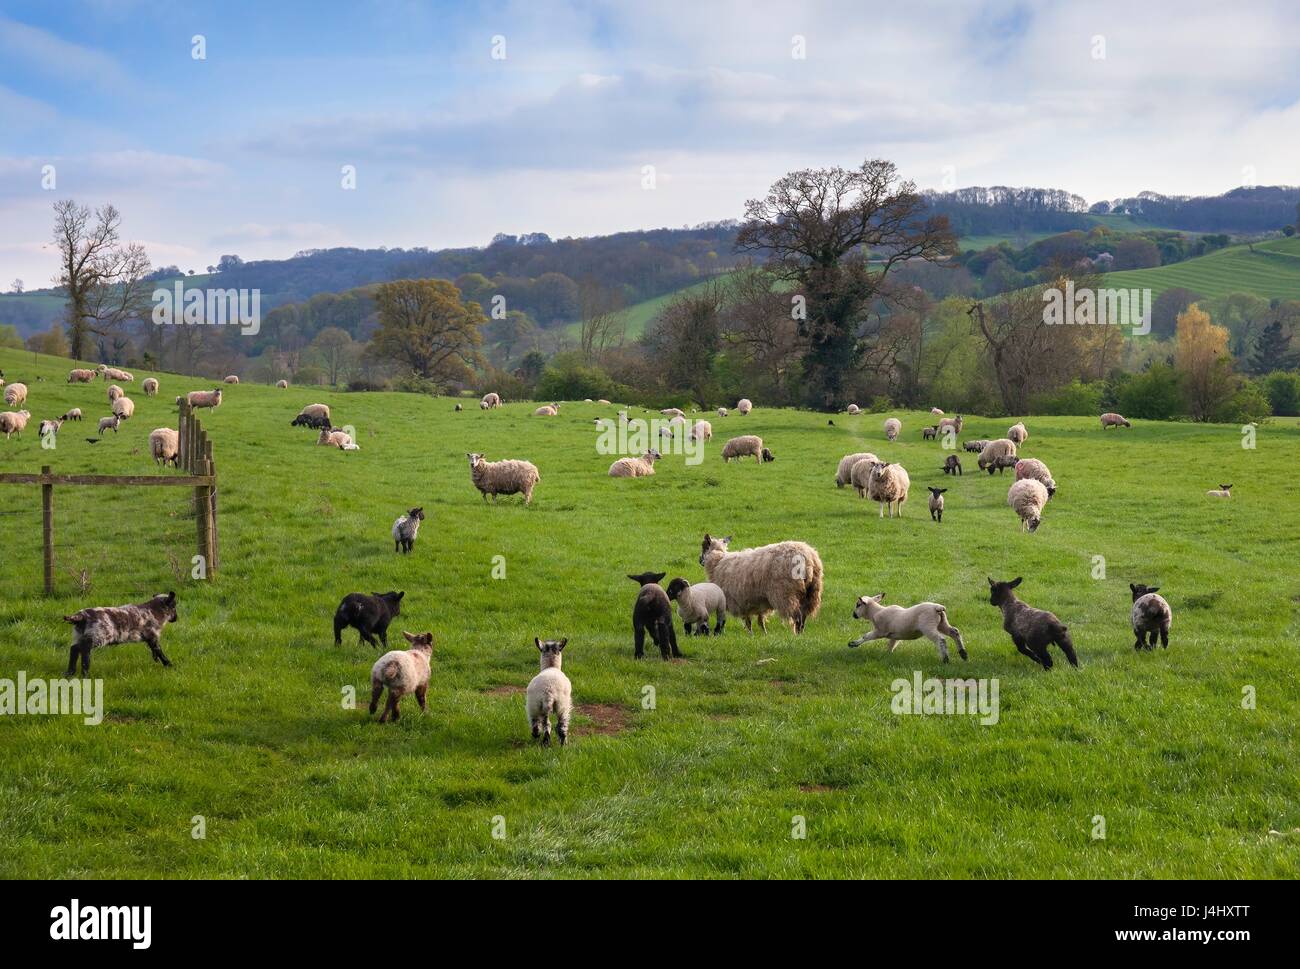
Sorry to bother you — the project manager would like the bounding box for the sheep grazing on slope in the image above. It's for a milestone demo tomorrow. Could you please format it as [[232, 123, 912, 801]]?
[[688, 419, 712, 442], [836, 451, 879, 489], [978, 438, 1018, 474], [276, 379, 289, 389], [292, 403, 331, 427], [0, 410, 31, 440], [223, 375, 240, 384], [1008, 479, 1049, 532], [883, 417, 902, 441], [1130, 583, 1173, 651], [848, 593, 967, 662], [180, 388, 223, 410], [67, 368, 98, 383], [369, 631, 433, 723], [333, 590, 404, 649], [922, 425, 938, 440], [1014, 458, 1056, 497], [987, 576, 1077, 669], [467, 452, 540, 505], [480, 392, 501, 409], [99, 365, 133, 382], [736, 398, 753, 415], [527, 638, 573, 745], [930, 407, 944, 416], [629, 572, 680, 659], [937, 413, 963, 435], [317, 427, 357, 450], [847, 403, 860, 415], [59, 408, 82, 422], [665, 577, 727, 636], [698, 533, 823, 634], [942, 455, 962, 476], [392, 507, 425, 553], [1206, 483, 1233, 498], [717, 407, 728, 417], [142, 377, 159, 397], [111, 396, 135, 420], [721, 435, 774, 463], [149, 427, 179, 467], [3, 382, 28, 407], [62, 591, 177, 675], [927, 486, 947, 523], [97, 415, 119, 436], [1100, 412, 1131, 429], [532, 403, 560, 416], [1007, 421, 1028, 445], [963, 439, 990, 453], [866, 461, 910, 518], [609, 450, 661, 477], [107, 384, 124, 403]]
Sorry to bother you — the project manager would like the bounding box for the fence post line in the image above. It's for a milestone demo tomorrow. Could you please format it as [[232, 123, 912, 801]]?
[[178, 401, 188, 472], [41, 465, 54, 596], [204, 439, 217, 575]]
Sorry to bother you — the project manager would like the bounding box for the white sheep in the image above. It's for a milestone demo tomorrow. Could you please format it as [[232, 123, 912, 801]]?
[[978, 438, 1018, 474], [99, 366, 133, 382], [3, 382, 27, 407], [688, 419, 712, 442], [717, 407, 728, 417], [533, 403, 560, 416], [142, 377, 159, 397], [181, 388, 223, 410], [597, 398, 612, 405], [698, 533, 823, 634], [526, 638, 572, 745], [223, 375, 240, 384], [106, 384, 124, 403], [276, 379, 289, 389], [836, 451, 879, 489], [848, 457, 882, 498], [148, 427, 179, 466], [293, 403, 329, 425], [937, 414, 964, 435], [660, 407, 686, 419], [609, 449, 661, 477], [721, 435, 774, 463], [317, 427, 357, 450], [665, 578, 727, 635], [1206, 483, 1233, 498], [1007, 478, 1049, 532], [883, 417, 901, 441], [480, 392, 501, 409], [1100, 412, 1131, 429], [848, 593, 967, 662], [97, 415, 120, 436], [369, 631, 434, 723], [847, 403, 860, 415], [111, 396, 135, 420], [1008, 421, 1028, 445], [67, 368, 98, 383], [930, 407, 944, 416], [1014, 458, 1056, 497], [0, 410, 31, 439], [866, 461, 910, 517], [736, 398, 752, 415], [467, 452, 540, 505], [59, 408, 83, 422]]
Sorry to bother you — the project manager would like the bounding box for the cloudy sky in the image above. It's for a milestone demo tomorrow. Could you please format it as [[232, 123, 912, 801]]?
[[2, 0, 1298, 287]]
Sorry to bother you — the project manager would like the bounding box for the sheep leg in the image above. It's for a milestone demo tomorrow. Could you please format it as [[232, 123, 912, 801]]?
[[757, 614, 768, 633], [1033, 641, 1054, 670], [377, 627, 389, 649], [369, 684, 383, 715], [848, 628, 881, 648], [556, 710, 569, 746], [1132, 634, 1145, 651], [633, 622, 646, 659], [144, 632, 171, 667], [1012, 636, 1039, 665], [415, 685, 427, 711], [333, 615, 347, 646], [379, 693, 398, 723], [667, 621, 681, 659], [1160, 624, 1169, 649], [941, 622, 967, 660], [531, 716, 542, 740], [878, 502, 884, 518], [394, 539, 400, 553], [714, 613, 725, 635], [744, 617, 753, 633], [930, 634, 951, 663], [65, 645, 79, 677], [540, 714, 551, 746], [1055, 630, 1079, 668]]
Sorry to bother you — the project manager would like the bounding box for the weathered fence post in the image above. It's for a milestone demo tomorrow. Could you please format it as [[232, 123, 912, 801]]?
[[41, 465, 54, 596]]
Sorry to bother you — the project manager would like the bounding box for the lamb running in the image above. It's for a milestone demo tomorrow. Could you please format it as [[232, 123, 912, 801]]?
[[665, 577, 727, 636], [97, 415, 120, 436], [333, 591, 404, 649], [526, 638, 572, 745], [391, 507, 425, 553], [987, 576, 1077, 669], [1129, 583, 1172, 651], [629, 572, 680, 659], [848, 593, 967, 662], [369, 631, 434, 723], [927, 486, 947, 523], [62, 592, 178, 675]]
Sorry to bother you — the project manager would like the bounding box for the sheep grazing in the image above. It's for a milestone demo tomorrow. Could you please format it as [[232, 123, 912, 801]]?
[[317, 427, 357, 450], [629, 571, 680, 659], [0, 410, 31, 440], [987, 576, 1078, 669], [96, 415, 120, 436], [660, 407, 686, 419], [276, 379, 289, 389], [883, 417, 902, 441], [38, 418, 62, 442], [937, 413, 963, 435], [480, 392, 501, 409], [848, 593, 967, 662], [927, 486, 947, 523], [111, 396, 135, 420], [467, 452, 540, 505], [930, 407, 944, 416], [609, 449, 661, 477], [292, 403, 331, 427], [597, 398, 612, 405], [698, 533, 823, 634], [721, 435, 774, 463], [688, 419, 712, 442], [181, 388, 223, 410], [1100, 412, 1131, 429], [866, 461, 910, 518], [62, 591, 177, 675], [369, 631, 434, 723], [333, 590, 404, 649], [392, 506, 425, 553], [223, 375, 240, 384], [847, 403, 860, 415], [148, 427, 179, 467], [736, 398, 753, 415], [106, 384, 124, 403], [665, 577, 727, 636], [1014, 458, 1056, 497], [142, 377, 159, 397], [3, 382, 28, 407], [99, 365, 133, 382], [67, 368, 98, 383], [1007, 479, 1049, 532], [848, 457, 882, 498], [59, 408, 82, 423], [1206, 483, 1233, 498], [532, 403, 560, 416], [527, 638, 573, 745], [1008, 421, 1028, 445], [1130, 583, 1173, 651], [922, 425, 938, 440], [717, 407, 728, 417], [963, 439, 990, 453], [942, 455, 962, 476], [836, 451, 879, 489], [455, 403, 463, 412], [978, 438, 1018, 474]]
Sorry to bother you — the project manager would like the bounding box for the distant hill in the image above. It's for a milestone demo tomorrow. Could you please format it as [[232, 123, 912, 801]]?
[[1102, 236, 1300, 302]]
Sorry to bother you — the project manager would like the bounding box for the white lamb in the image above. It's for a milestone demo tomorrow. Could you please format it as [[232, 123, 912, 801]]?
[[526, 638, 572, 746], [848, 593, 967, 662], [369, 631, 434, 723], [665, 578, 728, 635], [1007, 478, 1049, 532], [1206, 483, 1233, 498]]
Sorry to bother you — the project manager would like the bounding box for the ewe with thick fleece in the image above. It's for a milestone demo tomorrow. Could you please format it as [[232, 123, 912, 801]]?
[[847, 403, 860, 415], [848, 457, 882, 498], [480, 392, 501, 409], [717, 407, 728, 417], [698, 533, 823, 634], [527, 639, 572, 745], [107, 384, 124, 403], [467, 452, 540, 505], [276, 380, 289, 389], [609, 450, 660, 477], [67, 368, 98, 383], [1007, 478, 1049, 532], [866, 461, 910, 518], [689, 419, 712, 442], [665, 577, 727, 635], [99, 365, 133, 382], [142, 377, 159, 397], [1008, 421, 1028, 444], [317, 427, 357, 450], [978, 438, 1018, 474], [848, 593, 967, 662], [721, 435, 774, 463], [736, 398, 752, 415], [3, 382, 27, 407], [836, 451, 878, 488], [1129, 583, 1172, 650], [660, 407, 686, 419], [533, 403, 560, 416], [1014, 458, 1056, 496], [883, 417, 901, 441], [295, 403, 330, 423], [111, 396, 135, 420], [930, 407, 944, 416], [180, 388, 222, 409], [0, 410, 31, 439], [223, 375, 240, 384], [369, 631, 433, 723], [149, 427, 179, 466], [1100, 412, 1131, 429]]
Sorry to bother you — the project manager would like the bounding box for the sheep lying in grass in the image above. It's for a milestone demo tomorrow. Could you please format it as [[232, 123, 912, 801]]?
[[629, 572, 680, 659], [987, 576, 1077, 669], [62, 591, 177, 675], [317, 427, 357, 450], [223, 375, 240, 384], [392, 507, 425, 553], [666, 577, 726, 636], [698, 533, 823, 634], [1130, 583, 1172, 651], [736, 398, 752, 415], [480, 392, 501, 409], [1008, 479, 1049, 532], [292, 403, 330, 427], [930, 407, 944, 416], [927, 486, 946, 522], [1014, 458, 1056, 497], [942, 455, 962, 476], [142, 378, 159, 397], [111, 396, 135, 420], [836, 451, 879, 488], [867, 461, 910, 518], [333, 590, 404, 649], [847, 403, 860, 415], [721, 435, 774, 463], [370, 631, 433, 723], [883, 417, 901, 441], [0, 410, 31, 440], [660, 407, 686, 419], [180, 388, 223, 410], [467, 452, 540, 505], [963, 439, 990, 453], [97, 415, 119, 436], [59, 408, 83, 422], [1100, 412, 1131, 429], [978, 438, 1018, 474], [3, 382, 27, 407], [689, 419, 712, 442], [1008, 421, 1028, 445], [527, 638, 572, 745], [609, 449, 661, 477], [148, 427, 179, 466], [533, 403, 560, 416], [848, 593, 967, 662], [99, 365, 133, 382], [1206, 483, 1233, 498], [67, 368, 97, 383]]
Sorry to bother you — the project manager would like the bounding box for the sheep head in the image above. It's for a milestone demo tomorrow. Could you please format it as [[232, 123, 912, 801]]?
[[665, 578, 690, 600], [1130, 583, 1160, 601], [402, 631, 434, 651], [987, 576, 1023, 606], [627, 571, 666, 586]]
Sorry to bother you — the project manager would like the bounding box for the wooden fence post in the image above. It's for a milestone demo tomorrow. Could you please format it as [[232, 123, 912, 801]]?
[[206, 441, 219, 573], [41, 465, 54, 596]]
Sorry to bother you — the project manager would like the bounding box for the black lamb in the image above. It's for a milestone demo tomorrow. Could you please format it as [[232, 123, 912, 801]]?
[[333, 591, 404, 649], [628, 571, 680, 660], [987, 576, 1078, 670]]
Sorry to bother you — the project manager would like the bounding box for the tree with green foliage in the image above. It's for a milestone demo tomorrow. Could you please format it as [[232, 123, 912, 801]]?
[[1249, 320, 1298, 375], [1118, 363, 1183, 420], [312, 326, 354, 385], [368, 279, 484, 384], [0, 324, 24, 349]]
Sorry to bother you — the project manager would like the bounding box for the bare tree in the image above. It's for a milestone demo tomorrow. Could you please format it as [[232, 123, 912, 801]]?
[[9, 279, 22, 295], [577, 276, 627, 360]]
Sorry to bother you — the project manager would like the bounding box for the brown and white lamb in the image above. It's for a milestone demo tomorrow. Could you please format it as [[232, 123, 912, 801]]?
[[369, 631, 434, 723], [63, 591, 177, 675]]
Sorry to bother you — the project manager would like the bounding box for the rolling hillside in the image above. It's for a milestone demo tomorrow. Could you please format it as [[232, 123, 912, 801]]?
[[1102, 237, 1300, 301]]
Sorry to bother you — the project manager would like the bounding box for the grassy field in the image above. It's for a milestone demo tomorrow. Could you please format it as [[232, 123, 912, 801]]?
[[1103, 236, 1300, 301], [0, 346, 1297, 878]]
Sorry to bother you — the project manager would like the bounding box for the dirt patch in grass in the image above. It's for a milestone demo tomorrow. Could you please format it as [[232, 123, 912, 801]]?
[[484, 684, 526, 696], [574, 703, 631, 736]]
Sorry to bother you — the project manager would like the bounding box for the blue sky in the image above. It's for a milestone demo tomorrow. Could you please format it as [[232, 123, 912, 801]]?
[[2, 0, 1299, 287]]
